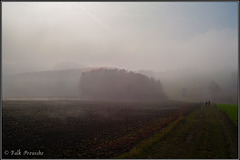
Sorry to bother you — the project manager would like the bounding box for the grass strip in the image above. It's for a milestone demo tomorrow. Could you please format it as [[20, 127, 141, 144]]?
[[117, 105, 232, 159], [116, 115, 184, 158], [216, 104, 238, 126]]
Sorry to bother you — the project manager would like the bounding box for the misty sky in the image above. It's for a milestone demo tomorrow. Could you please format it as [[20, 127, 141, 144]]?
[[2, 2, 238, 75]]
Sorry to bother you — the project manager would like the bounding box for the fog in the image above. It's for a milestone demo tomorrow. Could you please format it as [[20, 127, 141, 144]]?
[[2, 2, 238, 103], [2, 2, 238, 74]]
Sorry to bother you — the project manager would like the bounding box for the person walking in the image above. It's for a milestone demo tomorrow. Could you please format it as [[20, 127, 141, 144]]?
[[205, 101, 208, 106], [208, 100, 210, 106]]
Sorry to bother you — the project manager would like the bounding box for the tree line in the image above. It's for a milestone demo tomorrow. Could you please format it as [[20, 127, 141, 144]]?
[[79, 68, 168, 101]]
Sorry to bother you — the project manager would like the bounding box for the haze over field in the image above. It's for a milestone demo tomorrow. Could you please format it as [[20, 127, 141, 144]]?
[[2, 3, 239, 159], [2, 2, 238, 103]]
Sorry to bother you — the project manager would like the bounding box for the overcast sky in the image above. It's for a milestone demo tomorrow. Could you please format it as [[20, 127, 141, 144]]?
[[2, 2, 238, 75]]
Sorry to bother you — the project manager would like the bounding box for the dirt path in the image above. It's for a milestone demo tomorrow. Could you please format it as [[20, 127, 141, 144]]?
[[118, 104, 238, 159]]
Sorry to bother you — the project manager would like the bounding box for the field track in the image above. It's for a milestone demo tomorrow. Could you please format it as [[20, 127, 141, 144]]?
[[118, 104, 238, 159]]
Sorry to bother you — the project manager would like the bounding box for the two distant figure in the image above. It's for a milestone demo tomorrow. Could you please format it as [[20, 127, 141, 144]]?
[[205, 100, 210, 106]]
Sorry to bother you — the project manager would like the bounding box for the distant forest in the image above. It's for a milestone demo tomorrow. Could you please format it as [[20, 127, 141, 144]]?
[[2, 69, 83, 98], [2, 67, 237, 104], [79, 68, 167, 101]]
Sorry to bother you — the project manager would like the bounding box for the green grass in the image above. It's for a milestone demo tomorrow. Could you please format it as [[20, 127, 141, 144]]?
[[216, 104, 238, 126], [116, 105, 235, 159], [117, 116, 184, 159]]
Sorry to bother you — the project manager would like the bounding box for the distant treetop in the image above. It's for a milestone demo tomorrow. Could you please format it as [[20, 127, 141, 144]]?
[[80, 68, 167, 102]]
